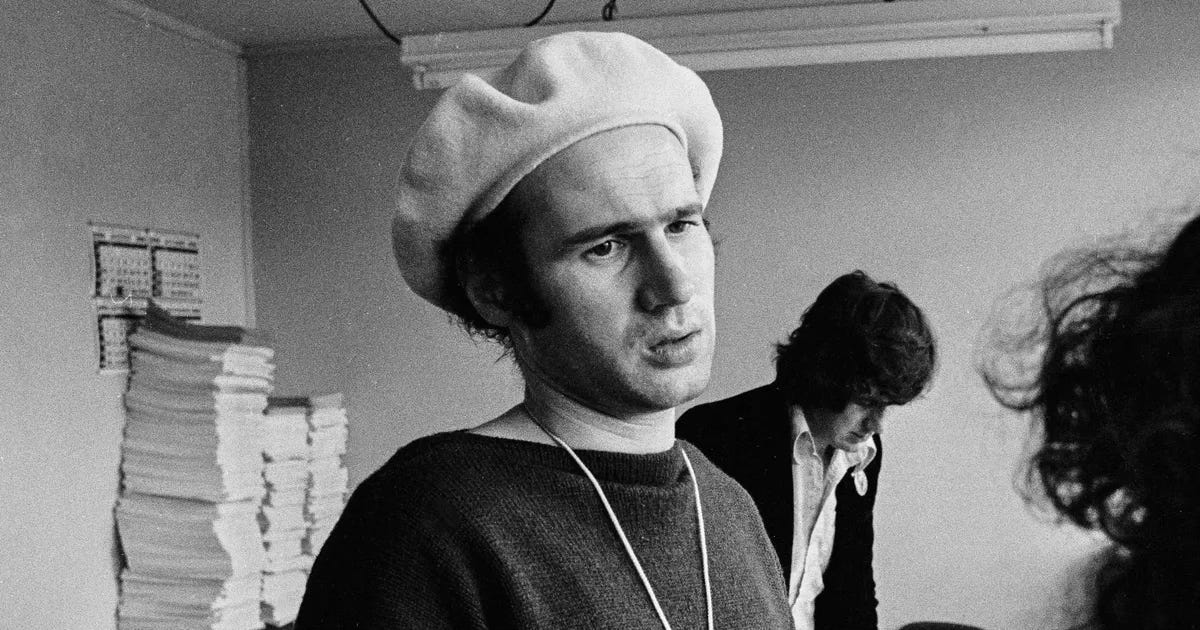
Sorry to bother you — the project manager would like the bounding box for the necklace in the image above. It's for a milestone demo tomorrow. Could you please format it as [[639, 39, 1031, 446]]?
[[524, 405, 714, 630]]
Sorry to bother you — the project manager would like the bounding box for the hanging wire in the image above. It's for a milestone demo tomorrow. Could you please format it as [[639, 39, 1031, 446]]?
[[525, 0, 557, 26], [528, 0, 616, 27], [357, 0, 402, 45], [602, 0, 618, 21], [363, 0, 605, 35]]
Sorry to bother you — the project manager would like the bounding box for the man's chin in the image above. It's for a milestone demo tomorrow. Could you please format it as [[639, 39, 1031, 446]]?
[[633, 372, 711, 411]]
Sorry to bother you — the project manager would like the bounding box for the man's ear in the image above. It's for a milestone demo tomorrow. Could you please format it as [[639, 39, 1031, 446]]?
[[462, 271, 514, 327]]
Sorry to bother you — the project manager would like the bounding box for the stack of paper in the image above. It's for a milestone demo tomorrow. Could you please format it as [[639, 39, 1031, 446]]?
[[260, 570, 309, 628], [116, 304, 273, 630], [258, 397, 314, 626], [304, 393, 350, 557]]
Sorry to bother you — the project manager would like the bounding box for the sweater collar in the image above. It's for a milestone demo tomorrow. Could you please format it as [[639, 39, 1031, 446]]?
[[448, 431, 687, 486]]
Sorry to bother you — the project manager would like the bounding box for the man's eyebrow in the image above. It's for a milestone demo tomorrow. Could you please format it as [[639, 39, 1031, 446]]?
[[562, 203, 704, 247]]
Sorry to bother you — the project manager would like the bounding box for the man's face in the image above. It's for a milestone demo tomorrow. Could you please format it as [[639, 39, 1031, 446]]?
[[507, 125, 716, 416], [809, 402, 884, 453]]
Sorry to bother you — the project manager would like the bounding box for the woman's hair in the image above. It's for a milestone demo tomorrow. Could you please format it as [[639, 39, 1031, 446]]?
[[775, 270, 937, 411], [980, 212, 1200, 630]]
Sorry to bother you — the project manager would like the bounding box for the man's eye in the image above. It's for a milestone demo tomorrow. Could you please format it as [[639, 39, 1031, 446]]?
[[667, 220, 700, 234], [586, 240, 621, 258]]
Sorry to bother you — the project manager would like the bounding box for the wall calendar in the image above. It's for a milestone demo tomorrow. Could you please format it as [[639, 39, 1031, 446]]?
[[90, 222, 204, 372]]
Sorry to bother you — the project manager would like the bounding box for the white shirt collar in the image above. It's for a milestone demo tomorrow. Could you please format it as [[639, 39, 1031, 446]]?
[[791, 409, 820, 462], [789, 405, 877, 473]]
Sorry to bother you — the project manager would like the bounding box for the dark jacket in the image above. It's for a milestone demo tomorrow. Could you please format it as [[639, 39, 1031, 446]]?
[[677, 383, 881, 630]]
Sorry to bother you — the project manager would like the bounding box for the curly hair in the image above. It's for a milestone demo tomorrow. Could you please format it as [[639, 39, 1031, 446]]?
[[979, 212, 1200, 630], [775, 270, 937, 411], [441, 187, 551, 348]]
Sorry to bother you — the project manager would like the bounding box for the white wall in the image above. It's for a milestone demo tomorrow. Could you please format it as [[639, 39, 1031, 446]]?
[[0, 2, 250, 627], [247, 46, 528, 484], [247, 1, 1200, 627]]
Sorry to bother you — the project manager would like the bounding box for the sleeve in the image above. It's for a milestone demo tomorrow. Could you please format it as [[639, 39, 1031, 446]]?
[[294, 478, 490, 630], [813, 435, 881, 630]]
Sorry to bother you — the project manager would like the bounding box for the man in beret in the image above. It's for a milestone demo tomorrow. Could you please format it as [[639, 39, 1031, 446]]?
[[296, 32, 791, 629], [678, 271, 937, 630]]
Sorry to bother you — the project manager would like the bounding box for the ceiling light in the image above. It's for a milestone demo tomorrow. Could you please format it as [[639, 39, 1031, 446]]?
[[401, 0, 1120, 90]]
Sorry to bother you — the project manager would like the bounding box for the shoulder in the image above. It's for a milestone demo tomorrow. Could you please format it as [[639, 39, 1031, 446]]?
[[300, 433, 513, 628], [361, 431, 485, 495], [342, 432, 529, 533], [677, 384, 783, 436], [679, 441, 759, 509]]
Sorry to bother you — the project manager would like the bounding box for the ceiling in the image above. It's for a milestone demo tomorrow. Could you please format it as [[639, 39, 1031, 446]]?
[[127, 0, 862, 49]]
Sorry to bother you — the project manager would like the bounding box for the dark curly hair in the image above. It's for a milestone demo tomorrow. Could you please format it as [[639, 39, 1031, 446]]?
[[440, 187, 551, 348], [775, 270, 937, 411], [979, 211, 1200, 630]]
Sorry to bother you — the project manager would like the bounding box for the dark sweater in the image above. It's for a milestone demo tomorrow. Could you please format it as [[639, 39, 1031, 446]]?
[[296, 431, 791, 629]]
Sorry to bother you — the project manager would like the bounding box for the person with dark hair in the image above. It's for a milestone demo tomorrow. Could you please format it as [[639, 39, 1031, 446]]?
[[678, 270, 937, 630], [979, 211, 1200, 630], [296, 32, 792, 629]]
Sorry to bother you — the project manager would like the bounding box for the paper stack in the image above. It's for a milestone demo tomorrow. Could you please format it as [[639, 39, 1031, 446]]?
[[258, 397, 314, 626], [116, 304, 273, 630], [304, 393, 350, 557]]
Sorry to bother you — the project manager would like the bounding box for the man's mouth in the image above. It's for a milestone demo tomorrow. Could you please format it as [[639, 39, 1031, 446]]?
[[652, 329, 696, 345], [645, 329, 702, 366]]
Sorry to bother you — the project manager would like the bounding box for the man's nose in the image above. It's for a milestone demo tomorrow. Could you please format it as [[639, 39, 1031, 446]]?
[[637, 241, 695, 313]]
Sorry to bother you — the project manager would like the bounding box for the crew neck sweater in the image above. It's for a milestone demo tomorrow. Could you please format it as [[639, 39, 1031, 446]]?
[[296, 431, 791, 629]]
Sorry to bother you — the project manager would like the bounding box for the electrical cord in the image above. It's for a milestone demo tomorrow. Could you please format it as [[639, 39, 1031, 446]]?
[[360, 0, 613, 39], [602, 0, 617, 21], [528, 0, 617, 27], [525, 0, 557, 26], [357, 0, 402, 45]]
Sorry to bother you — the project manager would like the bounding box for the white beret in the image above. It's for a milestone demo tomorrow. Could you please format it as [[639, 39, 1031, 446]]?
[[392, 31, 723, 310]]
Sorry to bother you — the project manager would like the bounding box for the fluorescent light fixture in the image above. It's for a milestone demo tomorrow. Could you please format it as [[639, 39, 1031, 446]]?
[[401, 0, 1120, 90]]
